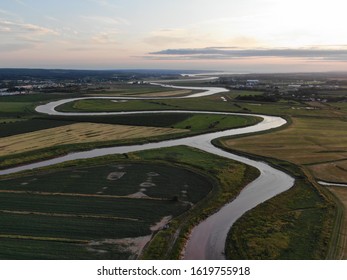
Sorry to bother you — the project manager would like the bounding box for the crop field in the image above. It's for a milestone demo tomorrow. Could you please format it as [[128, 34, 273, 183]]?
[[0, 145, 256, 259], [1, 77, 346, 260], [55, 91, 244, 113], [131, 89, 192, 97], [49, 113, 260, 133], [172, 114, 258, 131], [0, 122, 187, 157], [0, 162, 211, 202], [87, 88, 194, 97], [0, 159, 213, 259], [0, 112, 260, 171], [58, 99, 181, 112], [0, 118, 76, 137], [222, 117, 347, 182], [326, 186, 347, 259], [309, 160, 347, 182], [214, 94, 347, 259], [56, 91, 344, 119], [0, 93, 80, 117], [0, 102, 32, 113], [87, 84, 192, 96]]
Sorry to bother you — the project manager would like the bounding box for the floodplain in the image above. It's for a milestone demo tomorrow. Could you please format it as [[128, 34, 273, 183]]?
[[1, 70, 347, 260]]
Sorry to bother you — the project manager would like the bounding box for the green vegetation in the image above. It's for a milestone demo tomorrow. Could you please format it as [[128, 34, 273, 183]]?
[[0, 93, 80, 119], [87, 84, 192, 96], [225, 165, 336, 259], [1, 77, 346, 260], [55, 89, 345, 119], [55, 94, 242, 114], [0, 162, 211, 202], [173, 114, 257, 131], [0, 145, 258, 259], [0, 154, 216, 259], [0, 113, 260, 170], [57, 99, 179, 112], [216, 116, 343, 259], [0, 102, 32, 113], [135, 146, 259, 259], [0, 238, 131, 260], [0, 119, 76, 137]]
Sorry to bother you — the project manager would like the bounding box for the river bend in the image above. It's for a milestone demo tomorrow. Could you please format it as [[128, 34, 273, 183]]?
[[0, 81, 295, 259]]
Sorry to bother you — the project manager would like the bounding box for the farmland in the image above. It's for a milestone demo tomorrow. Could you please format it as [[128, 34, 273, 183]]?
[[0, 122, 186, 157], [0, 111, 260, 170], [221, 117, 347, 182], [1, 70, 347, 260], [217, 94, 347, 259], [326, 186, 347, 259], [225, 168, 336, 259], [0, 146, 257, 259]]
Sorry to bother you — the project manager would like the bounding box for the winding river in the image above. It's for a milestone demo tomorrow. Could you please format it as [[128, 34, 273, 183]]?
[[0, 79, 295, 259]]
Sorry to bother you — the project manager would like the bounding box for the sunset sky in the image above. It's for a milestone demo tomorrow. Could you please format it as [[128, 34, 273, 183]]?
[[1, 0, 347, 72]]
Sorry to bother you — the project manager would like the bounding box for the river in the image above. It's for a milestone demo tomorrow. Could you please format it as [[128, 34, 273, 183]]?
[[0, 79, 295, 259]]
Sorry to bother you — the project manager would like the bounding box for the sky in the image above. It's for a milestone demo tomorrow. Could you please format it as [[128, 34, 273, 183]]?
[[1, 0, 347, 72]]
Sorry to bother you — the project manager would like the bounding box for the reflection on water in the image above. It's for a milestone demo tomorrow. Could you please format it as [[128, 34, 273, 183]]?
[[0, 82, 295, 260]]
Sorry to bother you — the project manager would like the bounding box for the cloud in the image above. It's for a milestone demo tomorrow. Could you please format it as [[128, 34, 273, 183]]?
[[0, 19, 58, 36], [91, 31, 118, 44], [148, 47, 347, 61]]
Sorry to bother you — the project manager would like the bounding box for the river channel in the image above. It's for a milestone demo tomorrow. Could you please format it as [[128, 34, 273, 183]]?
[[0, 80, 295, 259]]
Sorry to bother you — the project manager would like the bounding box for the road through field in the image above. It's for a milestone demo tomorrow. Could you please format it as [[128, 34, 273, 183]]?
[[0, 78, 295, 259]]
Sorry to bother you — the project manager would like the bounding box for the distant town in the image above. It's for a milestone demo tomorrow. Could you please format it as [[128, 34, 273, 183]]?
[[1, 69, 346, 105]]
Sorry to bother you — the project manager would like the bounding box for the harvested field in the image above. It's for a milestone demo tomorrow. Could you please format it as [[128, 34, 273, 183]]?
[[0, 123, 187, 157], [223, 117, 347, 181], [310, 160, 347, 183], [327, 186, 347, 259], [219, 114, 344, 259]]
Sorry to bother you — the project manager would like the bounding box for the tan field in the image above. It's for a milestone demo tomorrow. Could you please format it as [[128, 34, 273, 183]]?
[[327, 186, 347, 259], [222, 115, 347, 258], [222, 117, 347, 182], [310, 160, 347, 182], [0, 122, 187, 157]]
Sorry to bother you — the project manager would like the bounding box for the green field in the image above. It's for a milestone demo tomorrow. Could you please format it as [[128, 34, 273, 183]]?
[[0, 146, 257, 259], [0, 155, 211, 259], [0, 118, 76, 137], [225, 171, 335, 259], [1, 80, 346, 260], [86, 84, 196, 96], [0, 162, 211, 202], [0, 112, 260, 170], [55, 90, 336, 118]]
